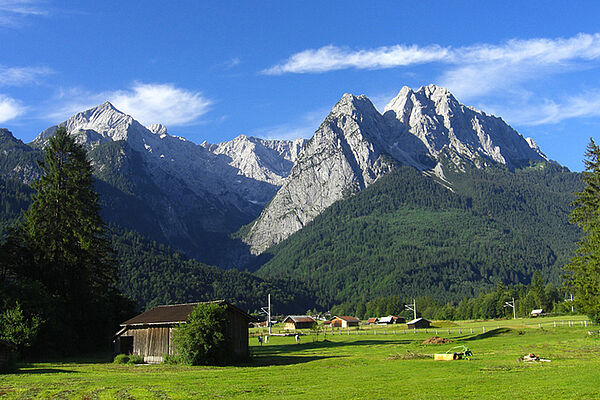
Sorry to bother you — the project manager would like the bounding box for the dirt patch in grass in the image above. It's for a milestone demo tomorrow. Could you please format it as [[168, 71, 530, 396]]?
[[388, 351, 430, 360], [423, 336, 453, 344]]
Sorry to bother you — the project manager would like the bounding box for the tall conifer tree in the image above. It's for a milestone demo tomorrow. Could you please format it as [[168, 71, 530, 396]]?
[[24, 127, 115, 300], [566, 138, 600, 322]]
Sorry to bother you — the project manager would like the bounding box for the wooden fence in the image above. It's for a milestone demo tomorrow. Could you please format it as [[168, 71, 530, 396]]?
[[249, 319, 594, 338]]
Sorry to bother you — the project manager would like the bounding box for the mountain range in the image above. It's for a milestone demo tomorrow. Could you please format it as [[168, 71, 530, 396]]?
[[243, 84, 549, 254], [0, 84, 583, 311]]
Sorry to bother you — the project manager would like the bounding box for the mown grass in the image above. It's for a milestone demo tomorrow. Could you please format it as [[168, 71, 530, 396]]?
[[1, 317, 599, 399]]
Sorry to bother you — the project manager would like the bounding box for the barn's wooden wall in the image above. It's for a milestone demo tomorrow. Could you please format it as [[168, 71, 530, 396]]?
[[122, 326, 174, 363], [227, 309, 249, 359]]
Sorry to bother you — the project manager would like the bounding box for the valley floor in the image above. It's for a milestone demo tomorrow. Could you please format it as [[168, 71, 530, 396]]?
[[1, 316, 599, 399]]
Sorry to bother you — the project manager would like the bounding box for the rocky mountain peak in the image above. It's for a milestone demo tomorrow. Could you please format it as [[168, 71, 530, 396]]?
[[331, 93, 379, 118], [147, 123, 168, 136]]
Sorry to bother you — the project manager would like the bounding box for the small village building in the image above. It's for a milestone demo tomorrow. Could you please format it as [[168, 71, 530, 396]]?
[[406, 318, 431, 329], [530, 309, 545, 317], [113, 300, 255, 363], [330, 316, 360, 328], [379, 315, 405, 325], [283, 315, 316, 330], [367, 317, 379, 325]]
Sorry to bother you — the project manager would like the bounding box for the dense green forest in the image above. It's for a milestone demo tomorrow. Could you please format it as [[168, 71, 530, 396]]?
[[257, 163, 583, 309], [110, 227, 314, 313]]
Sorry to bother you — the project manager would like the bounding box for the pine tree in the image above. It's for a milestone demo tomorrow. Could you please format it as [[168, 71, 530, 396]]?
[[565, 138, 600, 322], [23, 127, 115, 299], [19, 127, 118, 349]]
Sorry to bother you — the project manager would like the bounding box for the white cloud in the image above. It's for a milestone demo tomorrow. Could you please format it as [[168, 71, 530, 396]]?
[[109, 83, 212, 126], [0, 65, 52, 86], [266, 34, 600, 78], [440, 33, 600, 99], [0, 0, 47, 26], [0, 94, 25, 122], [483, 90, 600, 126], [47, 83, 213, 126], [263, 44, 450, 75]]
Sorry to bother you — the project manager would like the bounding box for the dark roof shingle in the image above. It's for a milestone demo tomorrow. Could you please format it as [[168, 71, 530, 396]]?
[[121, 301, 255, 326]]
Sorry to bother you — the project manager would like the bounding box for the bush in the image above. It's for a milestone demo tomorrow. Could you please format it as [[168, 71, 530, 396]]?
[[127, 354, 144, 364], [113, 354, 129, 364], [172, 303, 232, 365], [162, 354, 179, 365]]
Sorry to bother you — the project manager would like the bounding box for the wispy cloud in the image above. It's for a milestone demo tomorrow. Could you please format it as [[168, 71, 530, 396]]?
[[0, 65, 53, 86], [265, 33, 600, 127], [0, 94, 25, 123], [265, 33, 600, 77], [0, 0, 47, 26], [483, 90, 600, 126], [263, 44, 450, 75], [47, 82, 213, 126]]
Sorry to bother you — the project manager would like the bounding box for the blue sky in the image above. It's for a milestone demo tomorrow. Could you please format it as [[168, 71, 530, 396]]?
[[1, 1, 600, 171]]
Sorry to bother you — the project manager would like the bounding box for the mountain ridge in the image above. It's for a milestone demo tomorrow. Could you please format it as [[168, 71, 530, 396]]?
[[243, 84, 551, 254]]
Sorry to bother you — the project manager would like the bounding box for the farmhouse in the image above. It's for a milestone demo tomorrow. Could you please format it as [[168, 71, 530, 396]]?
[[367, 317, 378, 325], [406, 318, 431, 329], [530, 309, 545, 317], [113, 300, 255, 363], [379, 315, 405, 324], [330, 316, 360, 328], [283, 315, 315, 330]]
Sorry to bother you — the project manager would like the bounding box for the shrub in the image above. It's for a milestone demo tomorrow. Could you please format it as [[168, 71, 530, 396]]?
[[172, 303, 232, 365], [127, 354, 145, 364], [113, 354, 129, 364], [162, 354, 179, 365]]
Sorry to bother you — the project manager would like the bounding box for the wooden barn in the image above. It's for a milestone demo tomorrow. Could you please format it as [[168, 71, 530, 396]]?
[[113, 301, 255, 363], [330, 316, 360, 328], [283, 315, 315, 330], [406, 317, 431, 329]]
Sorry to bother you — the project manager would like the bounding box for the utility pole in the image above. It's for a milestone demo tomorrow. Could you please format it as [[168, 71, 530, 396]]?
[[569, 293, 574, 313], [260, 294, 272, 335], [405, 299, 417, 320], [504, 297, 516, 319]]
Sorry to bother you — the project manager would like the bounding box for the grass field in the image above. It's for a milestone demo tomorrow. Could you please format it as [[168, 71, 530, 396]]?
[[1, 316, 599, 399]]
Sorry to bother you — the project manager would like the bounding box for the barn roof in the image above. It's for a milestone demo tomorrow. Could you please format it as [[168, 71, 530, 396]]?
[[406, 318, 430, 325], [283, 315, 315, 324], [120, 300, 255, 327], [367, 318, 378, 323], [333, 316, 360, 322]]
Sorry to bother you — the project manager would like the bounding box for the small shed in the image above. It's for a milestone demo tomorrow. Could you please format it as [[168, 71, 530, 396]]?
[[367, 317, 378, 325], [283, 315, 315, 330], [330, 316, 360, 328], [379, 315, 404, 325], [530, 309, 545, 317], [406, 318, 431, 329], [113, 300, 256, 363]]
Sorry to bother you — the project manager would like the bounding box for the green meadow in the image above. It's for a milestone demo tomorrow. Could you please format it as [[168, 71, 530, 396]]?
[[1, 316, 599, 399]]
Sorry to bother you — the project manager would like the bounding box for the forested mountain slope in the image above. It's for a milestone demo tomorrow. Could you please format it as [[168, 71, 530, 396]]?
[[256, 164, 582, 308]]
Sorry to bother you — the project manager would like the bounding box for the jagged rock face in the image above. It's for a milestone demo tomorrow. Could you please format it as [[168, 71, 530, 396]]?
[[32, 103, 304, 262], [244, 85, 551, 254], [383, 85, 547, 169], [201, 134, 305, 201], [243, 94, 396, 254]]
